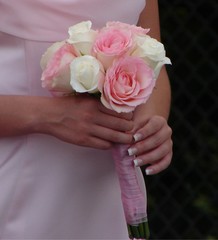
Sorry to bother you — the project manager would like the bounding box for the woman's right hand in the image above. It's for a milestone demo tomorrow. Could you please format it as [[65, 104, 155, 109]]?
[[37, 95, 134, 149], [0, 95, 133, 149]]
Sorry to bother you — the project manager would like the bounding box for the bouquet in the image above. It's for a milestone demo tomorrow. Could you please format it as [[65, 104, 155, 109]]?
[[40, 20, 171, 239]]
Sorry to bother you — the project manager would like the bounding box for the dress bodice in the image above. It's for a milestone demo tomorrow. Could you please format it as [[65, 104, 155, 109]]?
[[0, 0, 145, 41]]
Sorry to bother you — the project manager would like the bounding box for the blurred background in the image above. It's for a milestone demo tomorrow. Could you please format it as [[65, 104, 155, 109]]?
[[143, 0, 218, 238]]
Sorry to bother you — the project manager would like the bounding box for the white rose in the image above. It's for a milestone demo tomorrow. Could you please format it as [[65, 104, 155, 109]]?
[[40, 41, 65, 70], [132, 35, 171, 78], [67, 21, 97, 55], [70, 55, 105, 94], [40, 41, 78, 95], [133, 35, 166, 61]]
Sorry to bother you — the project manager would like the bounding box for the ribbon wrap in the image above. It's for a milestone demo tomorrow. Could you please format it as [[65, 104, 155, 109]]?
[[112, 144, 147, 226]]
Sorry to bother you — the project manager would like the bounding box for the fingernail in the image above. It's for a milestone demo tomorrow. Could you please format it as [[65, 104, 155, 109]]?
[[145, 168, 154, 175], [133, 159, 143, 167], [133, 133, 143, 142], [128, 147, 137, 156]]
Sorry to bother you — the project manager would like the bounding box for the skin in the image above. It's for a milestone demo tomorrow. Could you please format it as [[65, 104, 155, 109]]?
[[132, 0, 173, 174], [0, 95, 133, 148], [0, 0, 172, 175]]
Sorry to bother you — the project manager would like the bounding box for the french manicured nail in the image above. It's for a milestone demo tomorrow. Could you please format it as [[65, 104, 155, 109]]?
[[133, 133, 143, 142], [145, 168, 154, 175], [133, 159, 143, 167], [128, 147, 137, 156]]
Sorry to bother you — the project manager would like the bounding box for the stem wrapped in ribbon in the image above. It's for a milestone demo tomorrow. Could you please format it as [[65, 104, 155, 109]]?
[[112, 144, 149, 239]]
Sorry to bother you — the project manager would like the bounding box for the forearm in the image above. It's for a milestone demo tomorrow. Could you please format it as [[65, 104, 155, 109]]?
[[136, 0, 171, 121], [134, 67, 171, 123], [0, 95, 50, 137], [131, 67, 173, 174], [129, 0, 173, 174]]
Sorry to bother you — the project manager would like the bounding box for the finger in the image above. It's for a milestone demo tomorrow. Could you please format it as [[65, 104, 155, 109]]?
[[73, 135, 113, 149], [95, 113, 134, 132], [133, 139, 173, 167], [90, 125, 133, 145], [82, 136, 113, 150], [145, 150, 173, 175], [131, 125, 172, 155], [133, 116, 165, 141], [51, 124, 113, 149], [98, 103, 133, 120]]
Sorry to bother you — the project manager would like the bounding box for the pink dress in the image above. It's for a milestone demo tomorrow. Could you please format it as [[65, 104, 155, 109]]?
[[0, 0, 146, 239]]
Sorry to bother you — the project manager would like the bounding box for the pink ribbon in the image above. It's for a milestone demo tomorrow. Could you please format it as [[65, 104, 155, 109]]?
[[112, 144, 147, 226]]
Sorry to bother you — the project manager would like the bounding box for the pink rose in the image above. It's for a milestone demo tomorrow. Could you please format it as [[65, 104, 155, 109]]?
[[98, 56, 156, 113], [106, 21, 150, 36], [41, 42, 79, 95], [93, 25, 134, 69]]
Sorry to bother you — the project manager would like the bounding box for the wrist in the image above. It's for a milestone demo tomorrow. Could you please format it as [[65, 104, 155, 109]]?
[[29, 96, 60, 136], [0, 95, 56, 137]]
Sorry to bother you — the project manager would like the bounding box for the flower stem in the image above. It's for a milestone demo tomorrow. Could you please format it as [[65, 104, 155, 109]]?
[[128, 221, 150, 239], [144, 221, 150, 239], [127, 224, 133, 239], [139, 222, 145, 238], [130, 225, 140, 239]]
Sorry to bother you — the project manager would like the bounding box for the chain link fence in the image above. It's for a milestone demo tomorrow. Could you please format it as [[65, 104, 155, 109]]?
[[143, 1, 218, 238]]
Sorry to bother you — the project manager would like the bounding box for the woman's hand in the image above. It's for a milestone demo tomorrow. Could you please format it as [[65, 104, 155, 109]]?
[[39, 95, 134, 149], [128, 115, 173, 175], [0, 95, 133, 150]]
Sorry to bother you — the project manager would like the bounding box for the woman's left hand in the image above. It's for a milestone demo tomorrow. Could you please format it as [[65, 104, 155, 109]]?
[[128, 115, 173, 175]]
